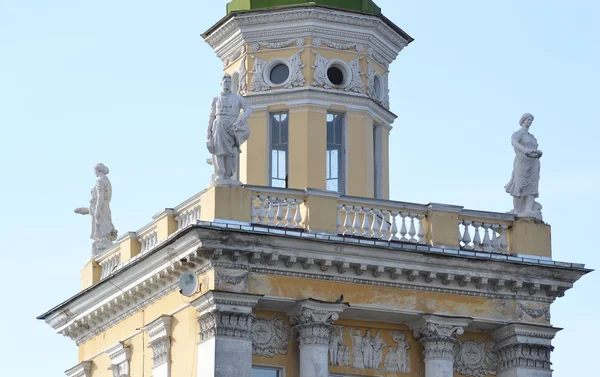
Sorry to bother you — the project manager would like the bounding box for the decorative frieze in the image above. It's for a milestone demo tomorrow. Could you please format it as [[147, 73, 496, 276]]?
[[385, 331, 411, 373], [251, 38, 305, 51], [455, 340, 497, 377], [312, 51, 332, 89], [252, 317, 292, 357], [313, 38, 364, 53], [106, 342, 131, 377], [286, 50, 306, 89]]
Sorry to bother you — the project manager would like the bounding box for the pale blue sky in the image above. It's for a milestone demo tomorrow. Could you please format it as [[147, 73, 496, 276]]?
[[1, 1, 598, 376]]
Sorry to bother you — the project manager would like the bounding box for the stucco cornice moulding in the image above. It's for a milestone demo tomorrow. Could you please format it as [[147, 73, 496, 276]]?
[[244, 87, 397, 126], [65, 361, 91, 377], [491, 323, 560, 349], [39, 225, 587, 346]]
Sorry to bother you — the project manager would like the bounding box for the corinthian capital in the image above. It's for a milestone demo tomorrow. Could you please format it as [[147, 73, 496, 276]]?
[[286, 299, 348, 347], [410, 316, 470, 361]]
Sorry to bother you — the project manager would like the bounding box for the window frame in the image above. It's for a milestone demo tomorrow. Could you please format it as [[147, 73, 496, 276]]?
[[373, 122, 383, 199], [268, 111, 289, 188], [252, 365, 285, 377], [326, 111, 346, 194]]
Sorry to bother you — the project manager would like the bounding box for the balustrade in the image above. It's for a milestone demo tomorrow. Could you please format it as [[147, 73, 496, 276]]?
[[140, 231, 158, 253], [99, 252, 121, 279], [337, 204, 426, 244], [175, 204, 201, 230], [459, 220, 508, 254], [251, 195, 304, 229]]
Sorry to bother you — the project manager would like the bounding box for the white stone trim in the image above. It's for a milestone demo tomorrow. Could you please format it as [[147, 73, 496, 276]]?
[[263, 57, 293, 88], [143, 315, 173, 375], [65, 362, 91, 377], [106, 342, 131, 377]]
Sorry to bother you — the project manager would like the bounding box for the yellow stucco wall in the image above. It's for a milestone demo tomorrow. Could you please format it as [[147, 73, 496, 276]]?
[[288, 107, 327, 190]]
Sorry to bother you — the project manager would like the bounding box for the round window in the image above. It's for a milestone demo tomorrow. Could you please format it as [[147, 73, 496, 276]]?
[[373, 75, 382, 99], [327, 66, 345, 86], [270, 64, 290, 85]]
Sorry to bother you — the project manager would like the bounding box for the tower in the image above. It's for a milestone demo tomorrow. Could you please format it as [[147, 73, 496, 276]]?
[[204, 0, 412, 198], [38, 2, 589, 377]]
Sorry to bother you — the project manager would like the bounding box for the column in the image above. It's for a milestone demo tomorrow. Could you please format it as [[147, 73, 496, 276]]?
[[143, 315, 173, 377], [192, 291, 263, 377], [492, 324, 559, 377], [106, 342, 131, 377], [411, 316, 470, 377], [286, 299, 348, 377]]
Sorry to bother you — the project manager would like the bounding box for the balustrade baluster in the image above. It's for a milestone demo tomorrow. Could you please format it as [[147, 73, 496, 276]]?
[[257, 196, 267, 225], [293, 199, 303, 228], [267, 197, 277, 226], [490, 224, 500, 252], [361, 207, 372, 237], [399, 213, 408, 242], [275, 198, 285, 226], [343, 205, 353, 235], [380, 210, 390, 240], [408, 213, 417, 243], [370, 209, 381, 239], [285, 199, 294, 228], [461, 220, 473, 250], [472, 222, 482, 251], [416, 214, 426, 244], [481, 223, 492, 252], [352, 206, 361, 236], [390, 211, 399, 241], [499, 225, 508, 253]]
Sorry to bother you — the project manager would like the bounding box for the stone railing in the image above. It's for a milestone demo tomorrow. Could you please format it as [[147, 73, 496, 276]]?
[[98, 251, 121, 279], [458, 210, 515, 254], [337, 198, 427, 244], [249, 187, 305, 229], [83, 185, 550, 290]]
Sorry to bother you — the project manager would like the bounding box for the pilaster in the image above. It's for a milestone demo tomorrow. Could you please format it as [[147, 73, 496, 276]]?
[[106, 342, 131, 377], [143, 315, 173, 377], [411, 316, 470, 377], [192, 291, 263, 377], [492, 324, 559, 377], [286, 299, 348, 377]]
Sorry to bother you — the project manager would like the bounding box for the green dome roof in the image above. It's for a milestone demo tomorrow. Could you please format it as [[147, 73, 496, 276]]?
[[226, 0, 381, 15]]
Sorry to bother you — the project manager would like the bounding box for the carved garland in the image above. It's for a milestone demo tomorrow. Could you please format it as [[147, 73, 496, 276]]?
[[313, 38, 363, 53], [517, 303, 551, 322], [251, 38, 305, 51], [216, 270, 250, 285]]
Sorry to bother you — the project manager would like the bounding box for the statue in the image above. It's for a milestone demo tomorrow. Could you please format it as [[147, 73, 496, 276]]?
[[74, 163, 118, 255], [505, 113, 543, 220], [206, 73, 253, 185]]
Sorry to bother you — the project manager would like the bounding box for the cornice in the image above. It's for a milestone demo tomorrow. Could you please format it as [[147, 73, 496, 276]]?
[[244, 87, 397, 126], [40, 224, 586, 346]]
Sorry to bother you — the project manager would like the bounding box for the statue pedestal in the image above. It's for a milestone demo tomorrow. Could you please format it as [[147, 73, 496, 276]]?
[[208, 178, 242, 188], [200, 185, 251, 223]]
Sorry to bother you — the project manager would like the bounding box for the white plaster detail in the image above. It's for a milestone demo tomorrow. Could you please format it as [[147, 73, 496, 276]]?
[[140, 230, 158, 253], [384, 331, 411, 373], [252, 38, 305, 51], [252, 317, 291, 357], [505, 113, 543, 220], [175, 204, 201, 230], [216, 269, 250, 285], [286, 49, 306, 89], [74, 163, 118, 256], [366, 63, 379, 100], [143, 315, 173, 375], [313, 38, 363, 52], [459, 221, 508, 254], [312, 51, 332, 89], [106, 342, 131, 377], [345, 57, 364, 93], [251, 56, 270, 92], [238, 56, 248, 95], [455, 340, 497, 377], [99, 252, 121, 279], [517, 303, 551, 322], [368, 48, 387, 67], [207, 74, 253, 185], [65, 362, 91, 377], [381, 72, 390, 109]]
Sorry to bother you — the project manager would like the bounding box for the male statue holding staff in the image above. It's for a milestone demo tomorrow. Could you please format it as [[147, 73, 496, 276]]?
[[207, 73, 252, 184]]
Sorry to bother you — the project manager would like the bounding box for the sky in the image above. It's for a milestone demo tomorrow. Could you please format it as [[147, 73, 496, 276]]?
[[0, 0, 598, 376]]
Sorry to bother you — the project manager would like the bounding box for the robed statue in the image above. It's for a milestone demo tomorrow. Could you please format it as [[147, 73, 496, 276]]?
[[74, 163, 118, 255], [505, 113, 543, 220], [207, 73, 253, 185]]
